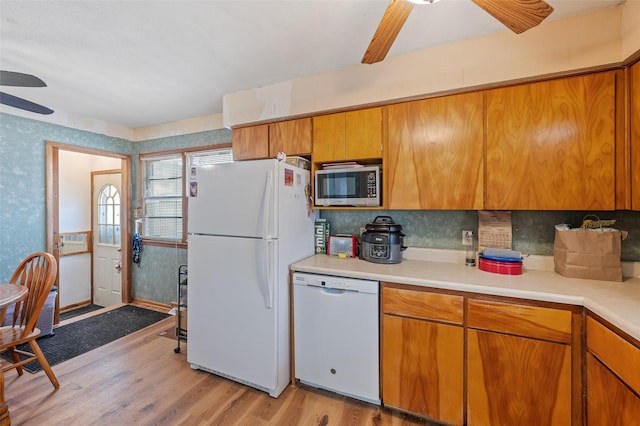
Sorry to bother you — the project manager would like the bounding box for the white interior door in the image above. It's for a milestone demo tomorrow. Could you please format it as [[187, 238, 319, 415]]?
[[92, 172, 122, 307]]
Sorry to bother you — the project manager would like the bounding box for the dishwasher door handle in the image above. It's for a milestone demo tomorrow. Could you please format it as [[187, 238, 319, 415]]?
[[316, 286, 357, 295]]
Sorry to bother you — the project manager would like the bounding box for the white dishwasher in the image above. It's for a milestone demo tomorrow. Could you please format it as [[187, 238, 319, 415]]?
[[293, 272, 380, 404]]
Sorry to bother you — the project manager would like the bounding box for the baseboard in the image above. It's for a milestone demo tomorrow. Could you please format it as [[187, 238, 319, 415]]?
[[130, 297, 171, 312], [60, 299, 93, 313]]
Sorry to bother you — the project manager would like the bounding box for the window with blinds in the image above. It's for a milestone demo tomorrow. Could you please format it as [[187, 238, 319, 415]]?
[[141, 148, 233, 242]]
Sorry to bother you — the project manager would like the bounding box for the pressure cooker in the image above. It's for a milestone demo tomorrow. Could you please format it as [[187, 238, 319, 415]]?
[[360, 216, 406, 264]]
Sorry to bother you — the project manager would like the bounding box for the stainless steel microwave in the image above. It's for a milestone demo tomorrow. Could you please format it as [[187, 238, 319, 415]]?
[[315, 165, 381, 207]]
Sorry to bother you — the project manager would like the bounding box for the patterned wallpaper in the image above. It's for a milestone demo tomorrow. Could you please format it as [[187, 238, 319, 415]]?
[[0, 113, 130, 281]]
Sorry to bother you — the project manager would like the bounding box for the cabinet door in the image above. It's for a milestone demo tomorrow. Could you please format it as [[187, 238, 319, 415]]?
[[632, 62, 640, 210], [586, 316, 640, 394], [486, 72, 616, 210], [345, 107, 382, 160], [386, 92, 484, 209], [269, 118, 312, 157], [312, 113, 345, 163], [232, 124, 269, 160], [313, 108, 383, 164], [383, 314, 464, 425], [467, 329, 572, 426], [586, 353, 640, 425]]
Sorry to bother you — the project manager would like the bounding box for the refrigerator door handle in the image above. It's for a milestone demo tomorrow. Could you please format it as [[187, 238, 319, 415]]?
[[262, 239, 275, 309], [262, 170, 274, 239]]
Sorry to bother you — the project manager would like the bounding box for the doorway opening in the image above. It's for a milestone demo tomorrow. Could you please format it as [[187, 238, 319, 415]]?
[[45, 141, 132, 323]]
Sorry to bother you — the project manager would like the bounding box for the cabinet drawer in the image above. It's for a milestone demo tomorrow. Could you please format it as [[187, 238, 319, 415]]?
[[587, 316, 640, 393], [382, 286, 463, 325], [468, 299, 572, 343]]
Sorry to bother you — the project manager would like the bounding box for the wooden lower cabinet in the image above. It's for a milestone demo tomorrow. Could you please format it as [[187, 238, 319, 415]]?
[[382, 285, 464, 425], [382, 315, 464, 425], [586, 353, 640, 425], [381, 288, 587, 425], [586, 315, 640, 425], [467, 329, 572, 425], [467, 298, 575, 426]]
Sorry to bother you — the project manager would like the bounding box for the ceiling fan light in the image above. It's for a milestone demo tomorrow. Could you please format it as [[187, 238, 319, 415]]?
[[407, 0, 441, 4]]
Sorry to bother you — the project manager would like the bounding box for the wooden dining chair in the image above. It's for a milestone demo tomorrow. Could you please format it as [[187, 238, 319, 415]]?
[[0, 252, 60, 389]]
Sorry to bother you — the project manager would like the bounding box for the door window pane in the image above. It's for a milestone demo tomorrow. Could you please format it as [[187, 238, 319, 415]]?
[[97, 184, 120, 245]]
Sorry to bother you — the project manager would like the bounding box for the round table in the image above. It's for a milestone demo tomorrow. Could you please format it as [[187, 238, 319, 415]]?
[[0, 284, 28, 426]]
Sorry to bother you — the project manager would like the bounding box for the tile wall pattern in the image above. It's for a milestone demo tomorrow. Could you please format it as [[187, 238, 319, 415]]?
[[321, 210, 640, 261]]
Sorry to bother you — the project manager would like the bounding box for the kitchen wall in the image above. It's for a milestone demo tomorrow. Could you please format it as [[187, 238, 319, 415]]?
[[2, 1, 639, 300], [0, 112, 231, 306], [131, 129, 231, 303], [2, 111, 639, 306]]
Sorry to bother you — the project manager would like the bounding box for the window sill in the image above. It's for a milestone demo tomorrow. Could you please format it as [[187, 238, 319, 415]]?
[[142, 238, 187, 250]]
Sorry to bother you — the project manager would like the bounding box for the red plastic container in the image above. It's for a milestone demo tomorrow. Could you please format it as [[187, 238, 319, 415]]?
[[478, 257, 523, 275]]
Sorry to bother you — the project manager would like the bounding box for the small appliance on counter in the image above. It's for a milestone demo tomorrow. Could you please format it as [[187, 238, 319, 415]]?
[[360, 216, 406, 264], [327, 235, 359, 258]]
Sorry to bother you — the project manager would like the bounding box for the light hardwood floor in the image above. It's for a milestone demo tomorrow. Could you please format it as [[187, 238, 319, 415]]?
[[5, 306, 426, 425]]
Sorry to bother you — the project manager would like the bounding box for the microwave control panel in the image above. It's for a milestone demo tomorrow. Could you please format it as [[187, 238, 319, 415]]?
[[366, 171, 377, 198]]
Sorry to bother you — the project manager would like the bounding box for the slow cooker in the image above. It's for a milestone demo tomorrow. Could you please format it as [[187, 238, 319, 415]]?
[[360, 216, 406, 264]]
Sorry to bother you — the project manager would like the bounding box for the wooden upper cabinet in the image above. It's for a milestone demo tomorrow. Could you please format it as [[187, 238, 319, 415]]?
[[386, 92, 484, 210], [232, 124, 269, 161], [486, 72, 617, 210], [269, 118, 312, 158], [312, 107, 382, 163], [345, 108, 383, 160], [632, 61, 640, 211]]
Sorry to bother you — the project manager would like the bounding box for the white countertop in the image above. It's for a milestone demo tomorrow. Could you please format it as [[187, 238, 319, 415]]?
[[290, 249, 640, 341]]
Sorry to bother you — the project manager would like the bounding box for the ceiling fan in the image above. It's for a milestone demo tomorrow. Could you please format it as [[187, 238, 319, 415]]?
[[362, 0, 554, 64], [0, 70, 54, 115]]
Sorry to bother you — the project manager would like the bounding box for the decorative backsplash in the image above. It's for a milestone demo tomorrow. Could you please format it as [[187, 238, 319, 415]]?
[[320, 210, 640, 262]]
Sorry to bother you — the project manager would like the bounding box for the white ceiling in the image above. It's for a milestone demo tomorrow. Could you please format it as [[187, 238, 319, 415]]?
[[0, 0, 624, 129]]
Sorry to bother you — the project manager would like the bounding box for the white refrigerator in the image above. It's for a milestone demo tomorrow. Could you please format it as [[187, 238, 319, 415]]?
[[186, 158, 316, 398]]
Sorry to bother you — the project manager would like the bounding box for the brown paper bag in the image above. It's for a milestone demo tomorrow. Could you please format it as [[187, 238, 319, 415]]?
[[554, 227, 628, 282]]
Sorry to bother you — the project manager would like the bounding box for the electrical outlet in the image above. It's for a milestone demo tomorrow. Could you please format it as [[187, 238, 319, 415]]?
[[462, 230, 473, 246]]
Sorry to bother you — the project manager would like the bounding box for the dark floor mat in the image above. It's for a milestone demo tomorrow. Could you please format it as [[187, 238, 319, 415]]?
[[2, 305, 169, 373], [59, 304, 104, 321]]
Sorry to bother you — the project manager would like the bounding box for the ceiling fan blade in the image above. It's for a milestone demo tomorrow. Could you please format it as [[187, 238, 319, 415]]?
[[362, 0, 414, 64], [0, 70, 47, 87], [0, 91, 54, 115], [470, 0, 554, 34]]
